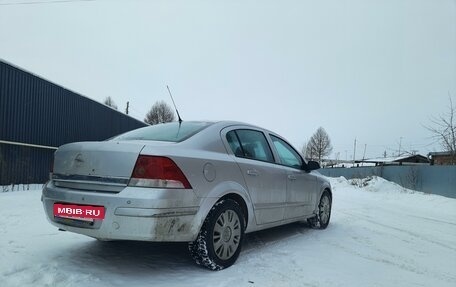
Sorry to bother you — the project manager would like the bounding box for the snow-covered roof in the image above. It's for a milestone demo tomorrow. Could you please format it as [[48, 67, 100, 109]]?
[[357, 154, 429, 164], [428, 151, 454, 157]]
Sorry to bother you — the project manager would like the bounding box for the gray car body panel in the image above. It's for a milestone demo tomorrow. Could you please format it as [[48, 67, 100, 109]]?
[[42, 121, 331, 241]]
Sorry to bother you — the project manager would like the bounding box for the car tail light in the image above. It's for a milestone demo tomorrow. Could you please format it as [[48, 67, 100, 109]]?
[[129, 155, 192, 189]]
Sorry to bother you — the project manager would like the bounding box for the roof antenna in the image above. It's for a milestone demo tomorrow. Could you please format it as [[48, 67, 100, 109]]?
[[167, 85, 182, 123]]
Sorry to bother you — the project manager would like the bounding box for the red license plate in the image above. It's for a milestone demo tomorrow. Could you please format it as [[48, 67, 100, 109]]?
[[54, 203, 105, 220]]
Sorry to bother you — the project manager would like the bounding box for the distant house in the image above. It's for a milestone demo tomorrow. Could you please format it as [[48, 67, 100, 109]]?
[[428, 151, 456, 165], [355, 154, 430, 166]]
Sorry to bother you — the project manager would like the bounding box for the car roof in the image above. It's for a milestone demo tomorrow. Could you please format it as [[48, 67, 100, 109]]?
[[188, 120, 275, 133]]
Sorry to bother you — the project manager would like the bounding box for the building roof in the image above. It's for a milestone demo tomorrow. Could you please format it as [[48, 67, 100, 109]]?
[[356, 154, 429, 164], [428, 151, 455, 157]]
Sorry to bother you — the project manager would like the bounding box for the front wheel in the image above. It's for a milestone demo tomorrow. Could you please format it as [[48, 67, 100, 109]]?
[[308, 190, 332, 229], [188, 199, 245, 271]]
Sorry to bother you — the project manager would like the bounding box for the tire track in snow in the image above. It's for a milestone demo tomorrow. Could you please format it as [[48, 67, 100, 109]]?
[[322, 238, 455, 284], [2, 261, 100, 287], [405, 214, 456, 227], [334, 210, 456, 284], [242, 224, 311, 256], [339, 210, 456, 252]]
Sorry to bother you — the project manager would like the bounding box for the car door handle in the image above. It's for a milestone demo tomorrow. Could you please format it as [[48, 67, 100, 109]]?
[[288, 174, 297, 181], [247, 169, 259, 176]]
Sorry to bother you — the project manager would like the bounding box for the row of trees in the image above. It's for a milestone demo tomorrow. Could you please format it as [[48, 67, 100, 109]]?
[[104, 96, 455, 163], [104, 96, 336, 161], [303, 99, 455, 164], [104, 96, 335, 162]]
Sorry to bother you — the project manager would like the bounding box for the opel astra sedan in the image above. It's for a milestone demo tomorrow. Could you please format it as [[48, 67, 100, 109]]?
[[42, 121, 332, 270]]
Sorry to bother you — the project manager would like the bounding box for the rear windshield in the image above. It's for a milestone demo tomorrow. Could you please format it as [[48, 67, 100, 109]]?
[[111, 122, 212, 142]]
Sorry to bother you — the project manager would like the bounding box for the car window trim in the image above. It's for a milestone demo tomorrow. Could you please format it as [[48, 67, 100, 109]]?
[[269, 134, 305, 170], [225, 128, 276, 164], [233, 130, 247, 157]]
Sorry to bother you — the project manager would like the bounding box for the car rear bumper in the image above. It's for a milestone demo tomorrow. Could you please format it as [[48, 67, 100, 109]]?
[[42, 181, 203, 242]]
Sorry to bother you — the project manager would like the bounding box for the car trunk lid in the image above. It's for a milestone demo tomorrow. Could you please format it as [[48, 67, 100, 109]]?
[[52, 141, 145, 192]]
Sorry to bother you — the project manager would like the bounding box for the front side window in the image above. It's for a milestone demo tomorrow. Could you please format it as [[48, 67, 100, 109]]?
[[271, 135, 302, 169], [226, 129, 274, 163]]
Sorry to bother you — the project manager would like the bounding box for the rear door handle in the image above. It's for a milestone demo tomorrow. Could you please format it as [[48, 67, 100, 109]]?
[[247, 169, 259, 176], [288, 174, 297, 181]]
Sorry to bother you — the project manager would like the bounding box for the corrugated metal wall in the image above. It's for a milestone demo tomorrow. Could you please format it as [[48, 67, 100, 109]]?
[[0, 60, 147, 185]]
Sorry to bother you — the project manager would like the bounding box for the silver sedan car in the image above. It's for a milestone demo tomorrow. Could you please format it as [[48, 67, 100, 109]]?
[[42, 121, 332, 270]]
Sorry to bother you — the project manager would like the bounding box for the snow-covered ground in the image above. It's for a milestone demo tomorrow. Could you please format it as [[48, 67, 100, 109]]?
[[1, 177, 455, 287]]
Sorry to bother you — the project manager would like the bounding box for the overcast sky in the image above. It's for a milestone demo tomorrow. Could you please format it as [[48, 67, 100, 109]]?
[[1, 0, 455, 159]]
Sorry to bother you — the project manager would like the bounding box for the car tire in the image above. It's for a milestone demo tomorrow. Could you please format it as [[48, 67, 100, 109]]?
[[308, 190, 332, 229], [188, 199, 245, 270]]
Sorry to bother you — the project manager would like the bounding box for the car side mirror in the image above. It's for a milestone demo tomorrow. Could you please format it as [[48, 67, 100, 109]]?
[[305, 160, 320, 171]]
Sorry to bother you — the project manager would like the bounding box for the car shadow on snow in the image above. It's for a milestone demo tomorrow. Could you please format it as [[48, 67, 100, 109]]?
[[60, 221, 317, 276], [242, 222, 315, 254]]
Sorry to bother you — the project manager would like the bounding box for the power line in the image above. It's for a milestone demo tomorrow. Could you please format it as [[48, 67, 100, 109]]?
[[0, 0, 94, 6]]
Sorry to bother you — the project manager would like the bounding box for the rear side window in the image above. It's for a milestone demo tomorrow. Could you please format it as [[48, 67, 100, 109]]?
[[226, 130, 274, 163], [112, 122, 212, 142]]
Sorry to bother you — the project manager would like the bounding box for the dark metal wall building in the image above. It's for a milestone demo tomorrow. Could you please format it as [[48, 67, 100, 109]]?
[[0, 60, 147, 185]]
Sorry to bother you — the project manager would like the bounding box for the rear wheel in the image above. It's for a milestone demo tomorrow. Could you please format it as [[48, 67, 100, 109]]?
[[188, 199, 245, 270], [308, 190, 332, 229]]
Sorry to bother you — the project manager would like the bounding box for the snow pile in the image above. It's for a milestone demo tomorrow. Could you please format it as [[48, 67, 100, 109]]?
[[0, 178, 455, 287], [1, 183, 44, 193], [335, 176, 415, 193]]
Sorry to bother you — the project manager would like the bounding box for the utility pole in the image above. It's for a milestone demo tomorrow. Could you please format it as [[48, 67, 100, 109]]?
[[125, 101, 129, 115], [353, 138, 357, 167]]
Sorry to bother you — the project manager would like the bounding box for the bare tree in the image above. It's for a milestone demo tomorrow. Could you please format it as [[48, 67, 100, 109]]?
[[103, 96, 118, 110], [301, 141, 313, 160], [301, 142, 309, 158], [425, 97, 456, 163], [144, 100, 176, 125], [306, 127, 333, 163]]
